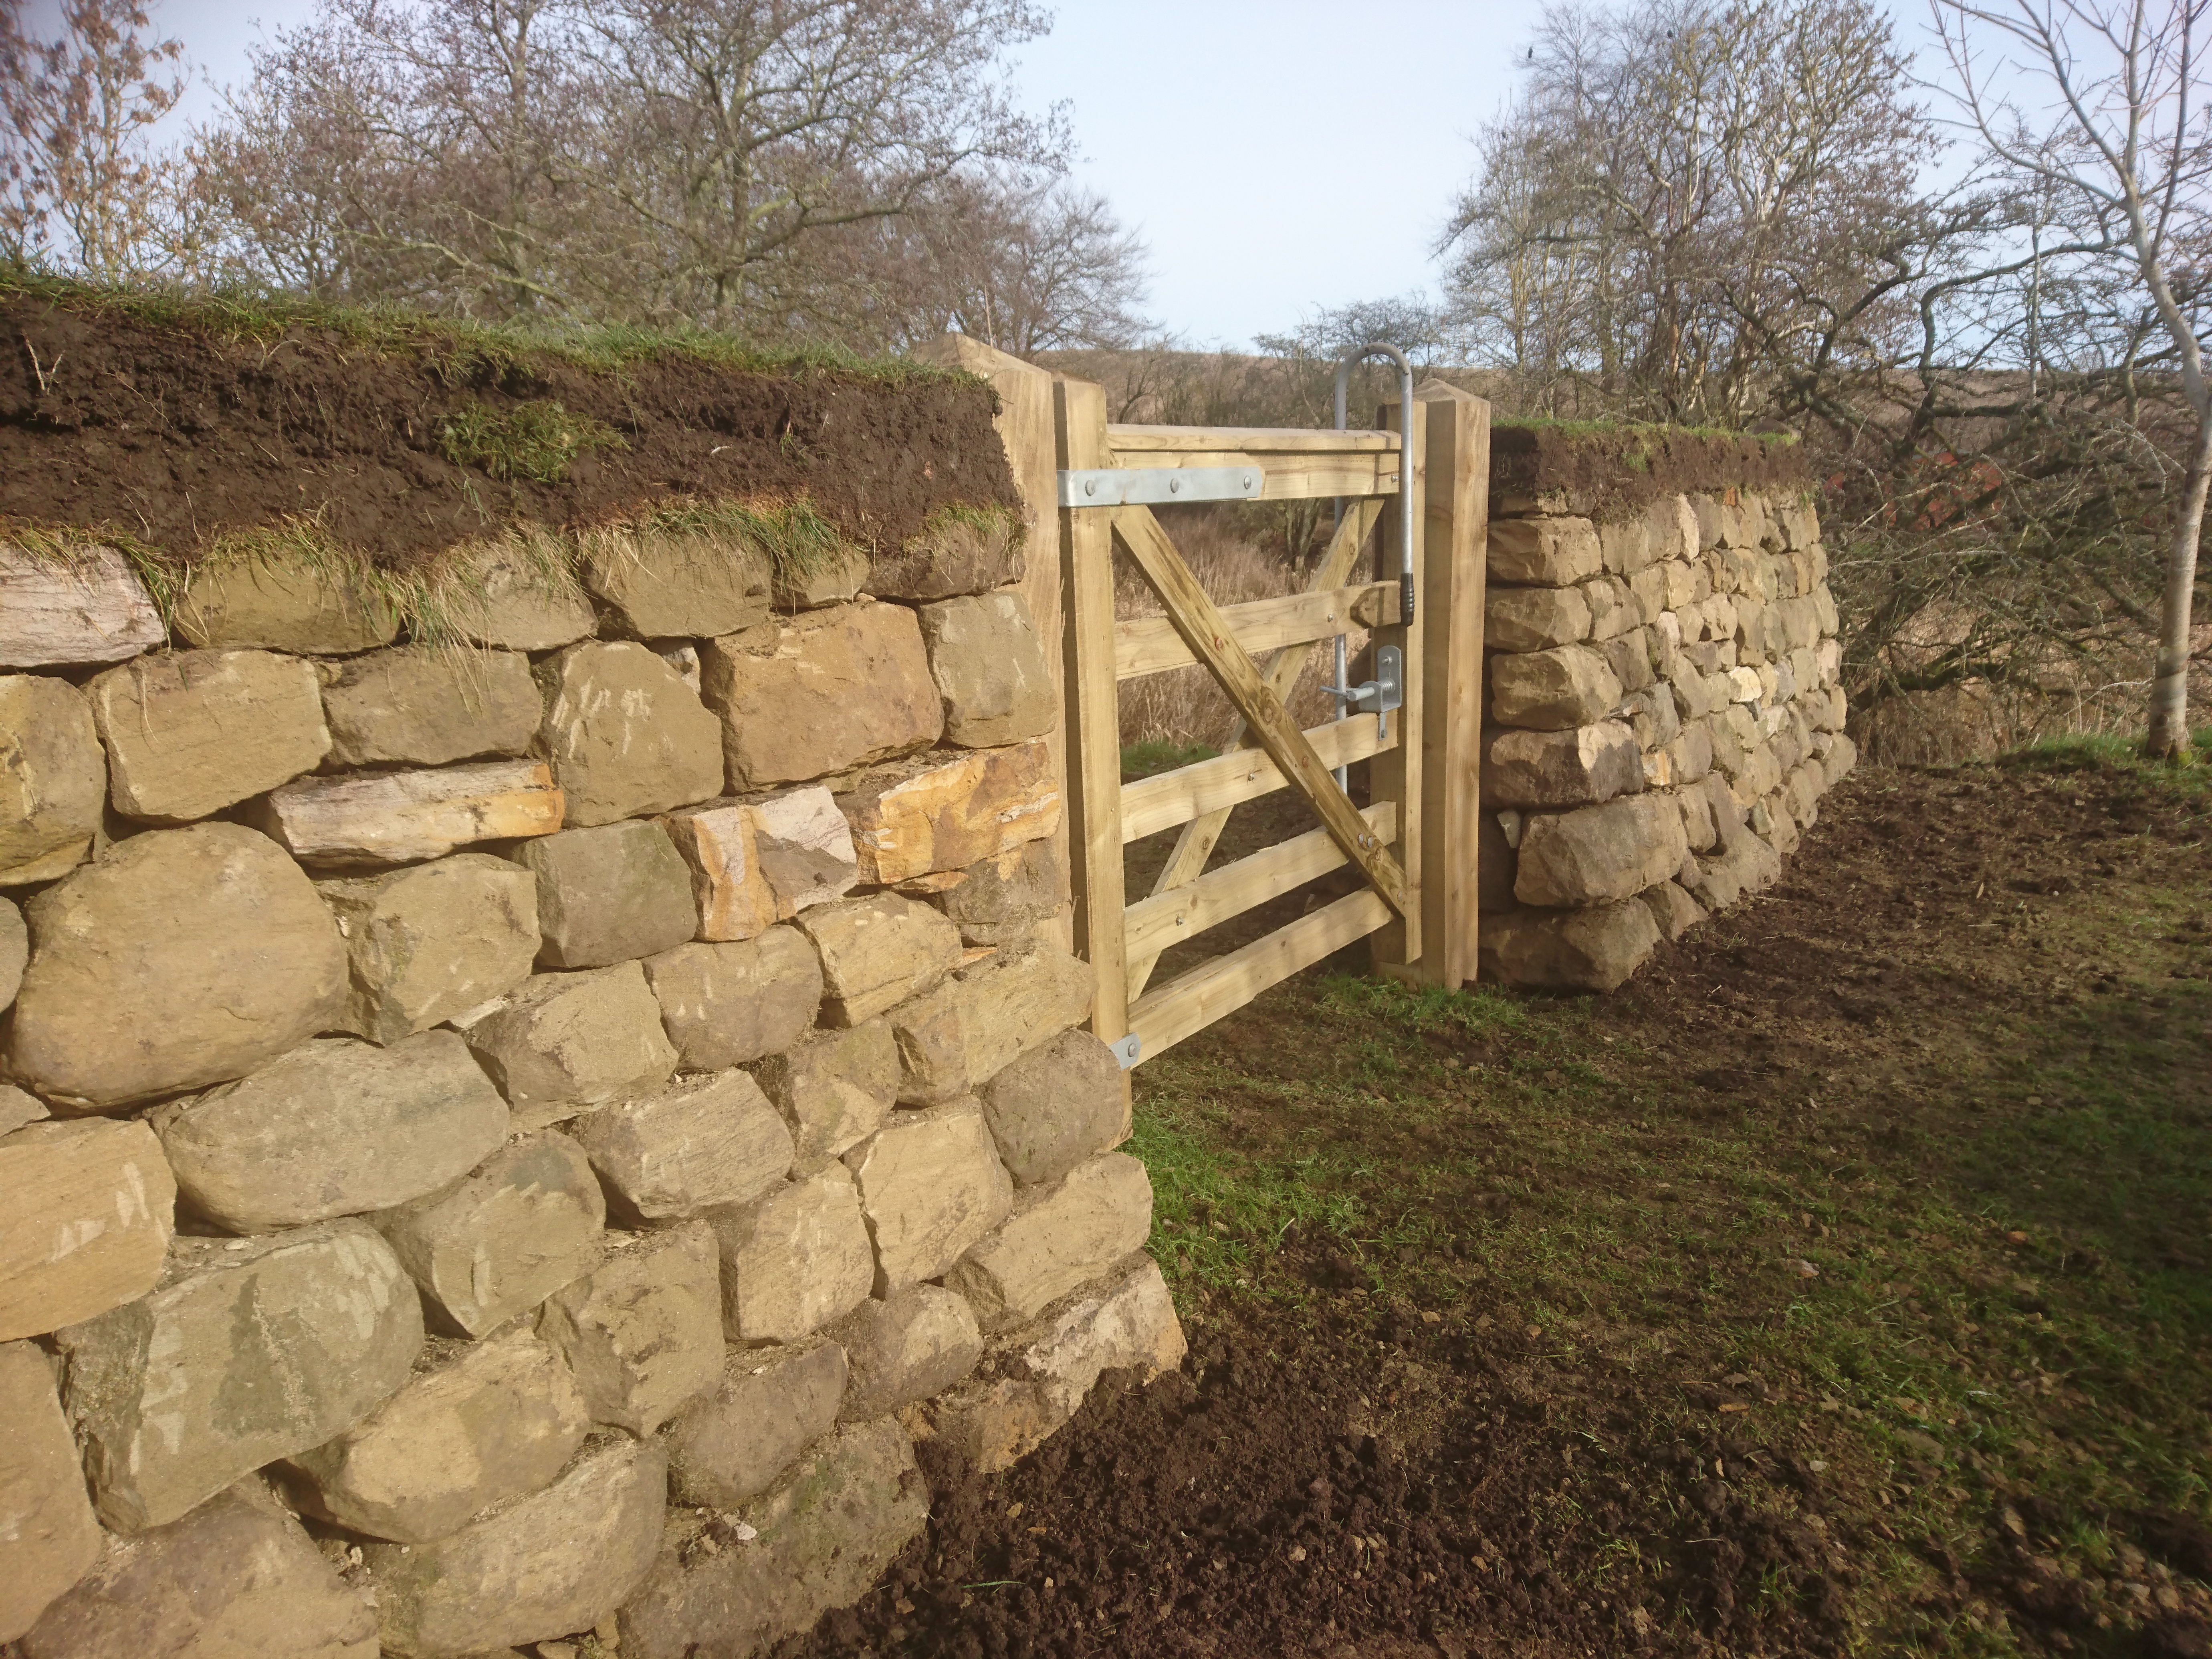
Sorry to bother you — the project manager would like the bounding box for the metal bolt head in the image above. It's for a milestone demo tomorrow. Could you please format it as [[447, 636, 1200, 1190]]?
[[1169, 476, 1182, 493], [1084, 477, 1098, 496]]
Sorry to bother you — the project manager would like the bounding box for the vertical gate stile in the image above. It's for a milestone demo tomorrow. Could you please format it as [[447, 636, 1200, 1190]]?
[[1370, 397, 1427, 975]]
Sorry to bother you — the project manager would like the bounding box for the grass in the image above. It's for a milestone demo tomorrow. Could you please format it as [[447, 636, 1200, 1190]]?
[[438, 399, 624, 484]]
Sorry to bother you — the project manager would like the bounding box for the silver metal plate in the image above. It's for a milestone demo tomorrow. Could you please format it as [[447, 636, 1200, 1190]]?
[[1057, 466, 1263, 508], [1108, 1033, 1143, 1069]]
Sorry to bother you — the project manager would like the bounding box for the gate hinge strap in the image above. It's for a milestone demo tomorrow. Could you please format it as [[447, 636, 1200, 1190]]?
[[1059, 466, 1262, 508]]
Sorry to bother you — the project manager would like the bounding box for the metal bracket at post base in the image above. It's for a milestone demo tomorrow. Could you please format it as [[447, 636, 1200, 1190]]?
[[1058, 466, 1263, 508], [1108, 1033, 1142, 1069]]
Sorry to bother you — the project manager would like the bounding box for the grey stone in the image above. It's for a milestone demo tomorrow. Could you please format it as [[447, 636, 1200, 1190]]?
[[90, 650, 330, 823], [747, 785, 862, 915], [318, 854, 541, 1044], [460, 964, 680, 1131], [945, 1153, 1152, 1330], [666, 1340, 848, 1510], [0, 544, 166, 668], [510, 821, 699, 970], [1515, 794, 1691, 908], [747, 1022, 900, 1175], [1477, 900, 1663, 993], [928, 839, 1065, 947], [708, 1167, 876, 1344], [828, 1285, 982, 1422], [978, 1028, 1127, 1185], [797, 894, 962, 1026], [538, 1221, 722, 1436], [0, 1118, 173, 1341], [643, 928, 821, 1072], [569, 1070, 793, 1223], [537, 642, 725, 827], [0, 675, 104, 886], [1483, 721, 1641, 810], [1639, 880, 1707, 941], [915, 590, 1056, 747], [844, 1099, 1013, 1295], [248, 759, 566, 867], [320, 645, 541, 767], [887, 943, 1094, 1105], [0, 1341, 102, 1643]]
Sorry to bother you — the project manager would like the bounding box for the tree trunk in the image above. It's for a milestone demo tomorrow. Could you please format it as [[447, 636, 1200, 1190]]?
[[2147, 405, 2212, 758]]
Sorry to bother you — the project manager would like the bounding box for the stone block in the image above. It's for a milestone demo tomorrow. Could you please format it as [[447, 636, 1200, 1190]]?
[[439, 541, 598, 652], [509, 821, 698, 970], [0, 1342, 102, 1641], [700, 601, 942, 788], [748, 785, 862, 915], [318, 854, 541, 1043], [870, 507, 1024, 601], [1646, 494, 1699, 564], [0, 675, 104, 886], [927, 838, 1065, 946], [643, 929, 821, 1072], [7, 823, 347, 1110], [886, 943, 1094, 1106], [59, 1221, 423, 1532], [362, 1439, 666, 1659], [571, 1069, 793, 1223], [0, 1081, 43, 1135], [1487, 517, 1601, 586], [0, 544, 165, 668], [748, 1022, 900, 1175], [945, 1152, 1152, 1330], [538, 1221, 722, 1437], [1489, 644, 1623, 731], [1826, 731, 1859, 782], [537, 641, 725, 828], [153, 1032, 507, 1234], [666, 1340, 848, 1509], [89, 650, 328, 824], [1624, 685, 1680, 752], [844, 1099, 1013, 1295], [620, 1419, 927, 1659], [371, 1133, 604, 1338], [1639, 880, 1706, 941], [460, 963, 680, 1130], [839, 740, 1059, 886], [916, 591, 1056, 747], [1582, 574, 1639, 640], [978, 1027, 1127, 1185], [1477, 809, 1518, 913], [320, 645, 541, 767], [577, 526, 771, 641], [830, 1284, 983, 1423], [773, 543, 873, 610], [1516, 793, 1691, 908], [0, 1118, 174, 1340], [17, 1481, 378, 1659], [1484, 721, 1641, 810], [797, 894, 963, 1026], [1477, 900, 1663, 993], [708, 1167, 876, 1343], [656, 800, 777, 941], [1485, 584, 1591, 652], [1676, 782, 1718, 853], [252, 759, 564, 867], [284, 1328, 589, 1545], [175, 551, 399, 654], [1600, 628, 1657, 694]]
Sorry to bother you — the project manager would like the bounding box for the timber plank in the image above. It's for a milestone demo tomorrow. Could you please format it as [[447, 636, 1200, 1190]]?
[[1129, 888, 1392, 1060], [1120, 712, 1395, 843], [1122, 801, 1394, 959], [1114, 581, 1398, 681]]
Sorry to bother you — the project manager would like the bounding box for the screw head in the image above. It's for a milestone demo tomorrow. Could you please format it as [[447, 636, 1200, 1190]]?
[[1169, 476, 1182, 493], [1084, 477, 1098, 496]]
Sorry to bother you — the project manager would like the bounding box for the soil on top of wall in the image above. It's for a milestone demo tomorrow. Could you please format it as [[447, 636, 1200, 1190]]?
[[0, 283, 1020, 571], [1491, 420, 1810, 524]]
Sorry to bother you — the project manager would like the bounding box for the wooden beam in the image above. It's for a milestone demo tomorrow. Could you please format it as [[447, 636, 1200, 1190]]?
[[1123, 801, 1395, 959], [1107, 424, 1399, 453], [1120, 710, 1396, 843], [1114, 581, 1398, 681], [1103, 448, 1400, 503], [1110, 505, 1408, 916], [1368, 398, 1426, 972]]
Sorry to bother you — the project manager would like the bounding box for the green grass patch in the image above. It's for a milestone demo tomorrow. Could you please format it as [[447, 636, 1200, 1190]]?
[[1121, 740, 1217, 780], [439, 399, 625, 484]]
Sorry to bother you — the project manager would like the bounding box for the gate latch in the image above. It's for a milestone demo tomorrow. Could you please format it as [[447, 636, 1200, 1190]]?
[[1322, 644, 1403, 738]]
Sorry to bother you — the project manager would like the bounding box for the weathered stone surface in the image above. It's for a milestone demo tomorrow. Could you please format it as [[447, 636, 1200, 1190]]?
[[441, 542, 598, 652], [1516, 794, 1691, 908], [979, 1028, 1127, 1185], [1489, 644, 1624, 731], [577, 526, 771, 641], [708, 1167, 876, 1343], [916, 591, 1056, 747], [318, 854, 540, 1043], [1581, 574, 1639, 640], [700, 602, 942, 788], [1485, 584, 1592, 651], [371, 1133, 604, 1337], [537, 641, 724, 828], [1600, 626, 1657, 693], [460, 963, 679, 1130], [59, 1221, 422, 1532], [643, 929, 821, 1072], [7, 823, 347, 1109], [656, 800, 776, 941], [252, 759, 565, 867], [871, 508, 1024, 602], [1477, 900, 1663, 993], [928, 838, 1065, 947], [845, 1099, 1013, 1295], [18, 1481, 379, 1659], [0, 545, 165, 670], [88, 650, 327, 824], [1487, 517, 1602, 586], [538, 1222, 721, 1437], [946, 1153, 1152, 1330], [621, 1419, 927, 1659], [509, 821, 698, 970], [666, 1340, 848, 1510], [748, 1022, 900, 1175], [1693, 832, 1785, 911], [0, 1342, 102, 1642], [0, 675, 104, 886], [0, 1081, 44, 1135], [362, 1438, 666, 1659], [797, 894, 963, 1026], [320, 645, 541, 767], [773, 543, 873, 610], [283, 1328, 590, 1546], [570, 1070, 793, 1223], [175, 551, 400, 655], [830, 1285, 981, 1422], [153, 1032, 508, 1233], [1484, 721, 1641, 809], [838, 739, 1060, 885], [1639, 879, 1707, 941], [749, 785, 861, 914], [886, 943, 1094, 1105], [0, 1118, 172, 1341]]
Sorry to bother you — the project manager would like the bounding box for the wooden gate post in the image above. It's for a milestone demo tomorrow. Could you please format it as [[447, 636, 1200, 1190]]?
[[1369, 397, 1427, 975]]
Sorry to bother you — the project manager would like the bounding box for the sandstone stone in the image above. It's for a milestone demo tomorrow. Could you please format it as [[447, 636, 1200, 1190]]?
[[748, 1022, 900, 1175], [1625, 684, 1680, 751], [577, 526, 771, 641], [0, 1117, 173, 1341], [1600, 627, 1657, 694], [1677, 782, 1718, 852], [916, 591, 1056, 747], [1639, 880, 1706, 941], [1485, 584, 1591, 652], [321, 645, 541, 767], [538, 1221, 721, 1436], [1582, 574, 1639, 640], [928, 838, 1065, 946], [835, 1289, 981, 1425], [319, 854, 541, 1043], [1826, 732, 1859, 782], [1489, 644, 1623, 731], [7, 823, 347, 1109], [1628, 565, 1671, 627], [509, 821, 698, 970], [887, 943, 1094, 1106], [1484, 721, 1641, 810], [570, 1070, 793, 1223], [0, 1081, 44, 1134], [797, 894, 963, 1026], [18, 1480, 378, 1659], [0, 675, 104, 885], [283, 1328, 590, 1545], [946, 1153, 1152, 1330], [748, 785, 862, 914], [537, 641, 724, 827], [773, 543, 873, 610], [362, 1438, 666, 1659], [372, 1133, 604, 1337], [153, 1032, 508, 1233], [253, 759, 564, 867], [644, 930, 821, 1072], [1477, 900, 1663, 992], [700, 602, 942, 788], [622, 1418, 927, 1659], [708, 1166, 876, 1343], [838, 740, 1059, 886], [460, 963, 680, 1130], [88, 650, 327, 824], [1785, 759, 1826, 826], [871, 507, 1024, 601], [0, 1342, 102, 1641], [0, 544, 165, 669], [666, 1340, 848, 1509], [1487, 517, 1601, 586], [59, 1221, 422, 1531], [441, 542, 598, 652], [845, 1099, 1013, 1295], [978, 1028, 1127, 1185], [656, 800, 776, 941], [1514, 794, 1690, 908], [175, 551, 400, 655]]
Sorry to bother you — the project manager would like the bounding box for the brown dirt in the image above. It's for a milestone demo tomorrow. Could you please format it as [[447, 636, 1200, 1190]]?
[[1491, 422, 1810, 524], [0, 293, 1019, 569]]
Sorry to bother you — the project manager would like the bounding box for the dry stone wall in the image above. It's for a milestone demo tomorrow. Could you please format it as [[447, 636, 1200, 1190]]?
[[1479, 486, 1858, 991], [0, 519, 1181, 1656]]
